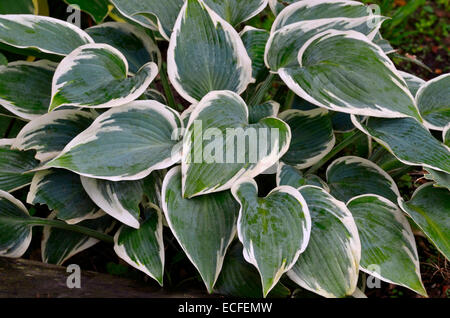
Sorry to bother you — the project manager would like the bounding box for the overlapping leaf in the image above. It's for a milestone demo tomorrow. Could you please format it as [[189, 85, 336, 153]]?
[[65, 0, 111, 24], [276, 163, 329, 191], [399, 71, 425, 97], [240, 26, 270, 82], [203, 0, 268, 26], [248, 101, 279, 124], [424, 169, 450, 190]]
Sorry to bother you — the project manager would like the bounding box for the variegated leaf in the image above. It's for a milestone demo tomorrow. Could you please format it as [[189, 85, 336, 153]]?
[[398, 71, 425, 97], [240, 26, 270, 82], [162, 166, 239, 293], [347, 195, 427, 296], [288, 185, 360, 298], [50, 44, 158, 111], [167, 0, 253, 103], [276, 163, 329, 191], [232, 178, 311, 297], [248, 101, 279, 124], [424, 169, 450, 190], [46, 101, 182, 181], [65, 0, 111, 24], [203, 0, 268, 26]]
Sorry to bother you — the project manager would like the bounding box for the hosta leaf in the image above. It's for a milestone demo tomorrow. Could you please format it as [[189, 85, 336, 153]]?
[[288, 185, 360, 298], [279, 30, 420, 119], [0, 60, 56, 120], [326, 156, 400, 203], [398, 71, 425, 97], [248, 100, 279, 124], [114, 206, 164, 285], [330, 111, 355, 133], [268, 0, 297, 15], [46, 101, 182, 181], [182, 91, 291, 198], [373, 31, 395, 55], [86, 22, 161, 74], [65, 0, 111, 24], [424, 169, 450, 190], [265, 16, 386, 71], [203, 0, 268, 26], [398, 184, 450, 260], [50, 44, 158, 111], [0, 52, 7, 66], [162, 166, 239, 292], [81, 171, 164, 229], [444, 124, 450, 147], [0, 0, 35, 14], [416, 74, 450, 130], [232, 179, 311, 297], [142, 88, 167, 105], [0, 190, 32, 258], [12, 109, 96, 162], [276, 163, 329, 191], [279, 108, 335, 169], [0, 139, 39, 192], [167, 0, 254, 103], [347, 195, 427, 296], [214, 242, 291, 298], [240, 26, 270, 82], [42, 213, 115, 265], [110, 0, 184, 41], [272, 0, 370, 31], [0, 15, 93, 56], [27, 169, 103, 224], [351, 116, 450, 173]]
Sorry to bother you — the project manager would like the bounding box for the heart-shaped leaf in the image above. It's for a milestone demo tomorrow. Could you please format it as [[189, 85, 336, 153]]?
[[50, 44, 158, 111], [0, 14, 93, 56], [13, 109, 96, 162], [114, 206, 164, 285], [162, 166, 239, 293], [203, 0, 268, 26], [86, 22, 161, 74], [276, 163, 329, 191], [347, 195, 427, 296], [0, 139, 39, 192], [352, 116, 450, 174], [46, 101, 182, 181], [240, 26, 270, 82], [287, 185, 360, 298], [65, 0, 111, 24], [232, 178, 311, 297], [0, 60, 56, 120], [81, 171, 164, 229], [110, 0, 184, 41], [0, 190, 32, 258], [167, 0, 254, 103], [27, 169, 103, 224], [182, 91, 291, 198], [42, 213, 115, 265], [398, 184, 450, 260], [279, 108, 335, 169], [279, 30, 420, 119], [416, 74, 450, 131], [326, 156, 400, 203]]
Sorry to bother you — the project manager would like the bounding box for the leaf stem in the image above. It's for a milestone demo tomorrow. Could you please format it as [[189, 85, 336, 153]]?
[[160, 63, 181, 112], [306, 131, 364, 175], [248, 73, 275, 106]]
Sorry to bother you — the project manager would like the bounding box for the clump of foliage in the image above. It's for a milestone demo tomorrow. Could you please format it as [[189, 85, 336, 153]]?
[[0, 0, 449, 298]]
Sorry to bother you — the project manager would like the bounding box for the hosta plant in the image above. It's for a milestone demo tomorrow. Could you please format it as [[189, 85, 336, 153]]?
[[0, 0, 449, 298]]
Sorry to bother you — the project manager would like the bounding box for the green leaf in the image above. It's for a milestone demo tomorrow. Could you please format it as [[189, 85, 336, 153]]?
[[49, 44, 158, 111], [142, 88, 167, 105], [81, 171, 164, 229], [27, 169, 103, 224], [86, 22, 161, 74], [288, 185, 360, 298], [424, 169, 450, 190], [444, 124, 450, 147], [232, 178, 311, 297], [0, 139, 39, 192], [46, 101, 182, 181], [330, 111, 355, 133], [347, 195, 427, 296], [42, 213, 115, 265], [373, 32, 395, 55], [268, 0, 297, 15], [114, 206, 164, 285], [0, 190, 32, 258], [0, 60, 56, 120], [248, 100, 279, 124], [398, 184, 450, 260], [278, 30, 420, 119], [276, 163, 329, 191], [240, 26, 270, 82], [0, 14, 93, 56], [416, 74, 450, 131], [203, 0, 268, 26], [326, 156, 400, 203], [12, 109, 96, 162], [0, 52, 7, 66], [162, 166, 239, 293], [65, 0, 111, 24], [167, 0, 254, 103], [182, 91, 291, 198], [110, 0, 184, 41], [279, 108, 335, 169], [398, 71, 425, 97], [352, 116, 450, 174], [214, 242, 291, 298], [0, 0, 35, 14]]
